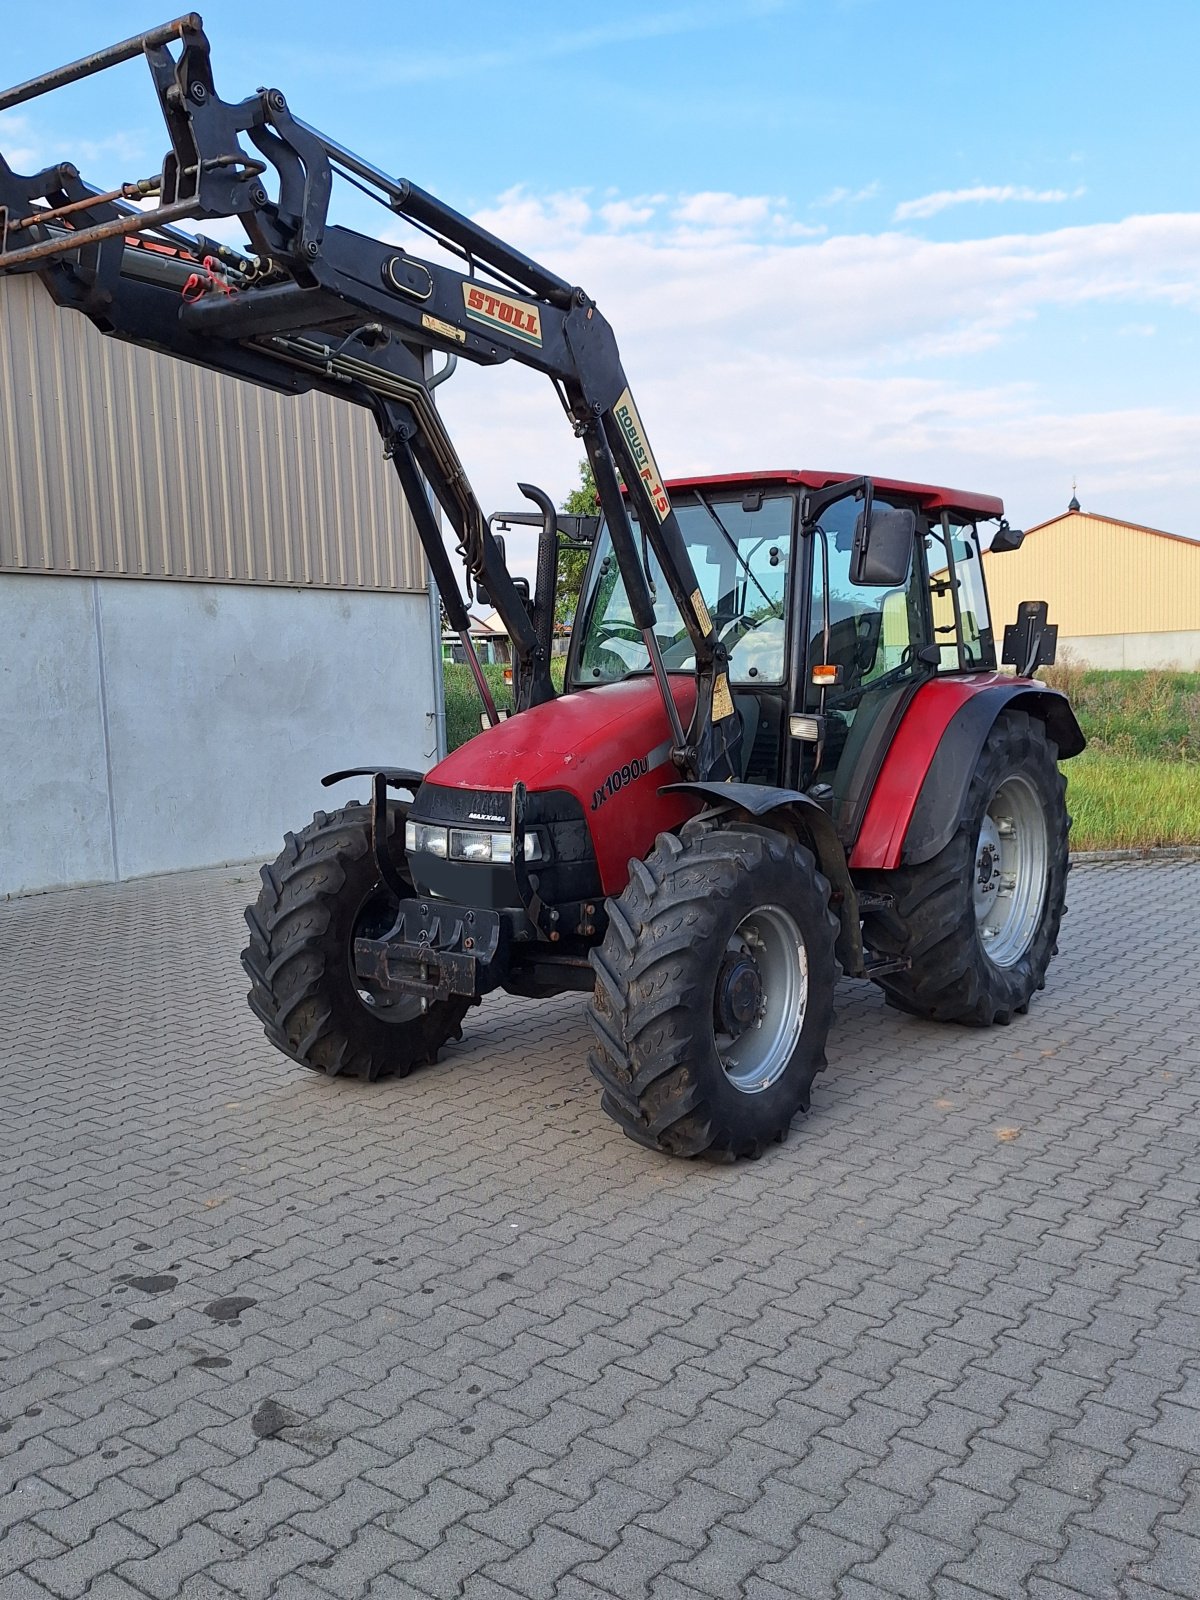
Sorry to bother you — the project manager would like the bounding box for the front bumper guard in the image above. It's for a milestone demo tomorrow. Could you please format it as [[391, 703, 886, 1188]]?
[[353, 900, 503, 1004]]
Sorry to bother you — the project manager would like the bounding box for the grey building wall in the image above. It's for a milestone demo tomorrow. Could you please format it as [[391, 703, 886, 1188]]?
[[1058, 630, 1200, 670], [2, 574, 440, 897], [1, 276, 444, 897], [0, 274, 426, 591]]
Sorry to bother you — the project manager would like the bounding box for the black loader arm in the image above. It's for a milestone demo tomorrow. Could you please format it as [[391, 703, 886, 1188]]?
[[0, 15, 740, 781]]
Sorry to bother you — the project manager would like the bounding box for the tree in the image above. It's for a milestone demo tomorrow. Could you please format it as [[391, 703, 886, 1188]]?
[[556, 459, 599, 625]]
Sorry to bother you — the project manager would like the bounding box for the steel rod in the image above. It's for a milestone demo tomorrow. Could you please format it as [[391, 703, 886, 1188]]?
[[0, 15, 203, 113], [10, 180, 159, 234], [643, 627, 688, 755], [0, 197, 201, 270], [294, 118, 407, 206], [459, 630, 500, 726]]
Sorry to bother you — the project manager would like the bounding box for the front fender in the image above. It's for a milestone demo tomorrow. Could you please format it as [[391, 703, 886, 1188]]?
[[849, 678, 1085, 871], [660, 781, 865, 976]]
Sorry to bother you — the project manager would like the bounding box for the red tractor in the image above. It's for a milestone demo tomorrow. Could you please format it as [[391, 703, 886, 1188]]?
[[2, 19, 1083, 1158]]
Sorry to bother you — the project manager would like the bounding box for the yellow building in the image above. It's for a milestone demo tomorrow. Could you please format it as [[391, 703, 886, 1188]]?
[[982, 499, 1200, 670]]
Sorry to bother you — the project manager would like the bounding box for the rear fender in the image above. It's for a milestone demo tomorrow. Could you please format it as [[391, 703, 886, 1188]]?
[[849, 680, 1085, 871], [661, 781, 865, 976]]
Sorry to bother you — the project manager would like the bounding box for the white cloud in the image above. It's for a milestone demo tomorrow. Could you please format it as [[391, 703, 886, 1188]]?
[[813, 182, 881, 208], [599, 199, 659, 230], [894, 184, 1086, 221], [432, 190, 1200, 559], [0, 113, 44, 172], [671, 192, 775, 228], [0, 113, 152, 180]]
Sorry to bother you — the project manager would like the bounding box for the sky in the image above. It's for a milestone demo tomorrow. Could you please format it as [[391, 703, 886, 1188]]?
[[3, 0, 1198, 580]]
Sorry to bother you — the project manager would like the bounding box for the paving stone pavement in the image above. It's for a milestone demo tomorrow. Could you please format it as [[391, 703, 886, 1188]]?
[[2, 855, 1198, 1600]]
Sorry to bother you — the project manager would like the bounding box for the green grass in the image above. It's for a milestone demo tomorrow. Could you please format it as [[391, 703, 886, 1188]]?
[[442, 657, 1200, 851], [1040, 664, 1200, 761], [1040, 666, 1200, 850], [1065, 751, 1200, 851]]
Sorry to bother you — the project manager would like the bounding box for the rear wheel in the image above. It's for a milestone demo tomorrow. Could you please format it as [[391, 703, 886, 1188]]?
[[241, 801, 471, 1080], [586, 818, 839, 1159], [860, 710, 1069, 1024]]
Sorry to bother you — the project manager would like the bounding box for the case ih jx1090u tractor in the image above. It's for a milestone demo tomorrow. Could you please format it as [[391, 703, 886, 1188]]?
[[2, 18, 1084, 1158]]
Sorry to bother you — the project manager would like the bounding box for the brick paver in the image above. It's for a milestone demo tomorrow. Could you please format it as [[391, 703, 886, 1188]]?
[[2, 856, 1197, 1599]]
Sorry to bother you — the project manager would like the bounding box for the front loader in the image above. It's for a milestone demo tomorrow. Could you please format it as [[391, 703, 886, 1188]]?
[[1, 18, 1084, 1159]]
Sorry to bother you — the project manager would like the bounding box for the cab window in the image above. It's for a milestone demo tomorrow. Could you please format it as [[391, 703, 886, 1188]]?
[[926, 519, 995, 670]]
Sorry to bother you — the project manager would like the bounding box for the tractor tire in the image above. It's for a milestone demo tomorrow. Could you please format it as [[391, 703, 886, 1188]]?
[[241, 801, 470, 1081], [859, 709, 1069, 1025], [586, 818, 839, 1159]]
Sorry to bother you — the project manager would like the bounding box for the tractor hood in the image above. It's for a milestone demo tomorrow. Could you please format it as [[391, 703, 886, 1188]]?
[[428, 675, 697, 799], [422, 677, 699, 892]]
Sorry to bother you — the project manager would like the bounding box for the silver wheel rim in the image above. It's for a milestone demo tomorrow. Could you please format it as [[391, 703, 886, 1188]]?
[[974, 773, 1049, 968], [715, 903, 808, 1095]]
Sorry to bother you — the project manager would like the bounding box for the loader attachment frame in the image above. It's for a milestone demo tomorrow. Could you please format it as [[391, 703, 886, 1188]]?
[[0, 15, 741, 781]]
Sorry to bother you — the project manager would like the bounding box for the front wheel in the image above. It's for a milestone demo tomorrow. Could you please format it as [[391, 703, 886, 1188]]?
[[586, 819, 839, 1159], [859, 709, 1070, 1025], [241, 801, 471, 1080]]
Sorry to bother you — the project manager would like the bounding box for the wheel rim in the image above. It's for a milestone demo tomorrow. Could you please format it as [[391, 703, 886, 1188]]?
[[714, 903, 808, 1095], [349, 886, 424, 1024], [974, 773, 1049, 968]]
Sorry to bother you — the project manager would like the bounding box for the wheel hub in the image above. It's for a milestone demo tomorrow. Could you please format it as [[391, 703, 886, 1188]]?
[[714, 905, 809, 1096], [715, 954, 763, 1037], [973, 773, 1050, 968], [973, 816, 1003, 919]]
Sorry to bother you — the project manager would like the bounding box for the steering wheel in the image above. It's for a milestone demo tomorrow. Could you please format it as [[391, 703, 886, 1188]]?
[[593, 622, 643, 646], [584, 621, 646, 681]]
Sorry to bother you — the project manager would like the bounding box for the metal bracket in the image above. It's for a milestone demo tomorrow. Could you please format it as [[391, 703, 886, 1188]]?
[[370, 771, 410, 903]]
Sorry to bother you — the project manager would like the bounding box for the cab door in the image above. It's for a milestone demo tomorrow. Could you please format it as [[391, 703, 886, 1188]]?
[[799, 490, 934, 839]]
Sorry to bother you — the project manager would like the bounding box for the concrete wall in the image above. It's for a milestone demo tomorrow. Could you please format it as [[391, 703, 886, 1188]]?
[[1, 574, 441, 897], [1058, 630, 1200, 670]]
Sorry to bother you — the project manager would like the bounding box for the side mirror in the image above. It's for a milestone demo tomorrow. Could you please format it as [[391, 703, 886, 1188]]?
[[989, 521, 1024, 553], [558, 514, 600, 545], [851, 505, 916, 587]]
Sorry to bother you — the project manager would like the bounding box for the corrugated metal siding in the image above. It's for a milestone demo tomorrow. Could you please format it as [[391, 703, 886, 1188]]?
[[983, 512, 1200, 638], [0, 275, 426, 592]]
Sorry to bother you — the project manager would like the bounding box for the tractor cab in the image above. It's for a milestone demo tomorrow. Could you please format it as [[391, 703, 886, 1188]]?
[[568, 470, 1014, 840]]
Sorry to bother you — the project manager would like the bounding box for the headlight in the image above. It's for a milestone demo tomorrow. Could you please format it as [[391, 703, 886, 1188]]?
[[445, 828, 543, 863], [449, 827, 494, 862], [405, 820, 448, 858]]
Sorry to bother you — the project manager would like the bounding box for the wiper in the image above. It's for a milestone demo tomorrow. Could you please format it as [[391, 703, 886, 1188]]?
[[693, 492, 779, 616]]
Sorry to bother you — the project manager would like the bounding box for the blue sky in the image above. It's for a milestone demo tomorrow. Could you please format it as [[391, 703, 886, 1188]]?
[[3, 0, 1198, 542]]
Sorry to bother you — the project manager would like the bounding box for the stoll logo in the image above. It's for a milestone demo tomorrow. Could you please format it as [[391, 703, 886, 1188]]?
[[613, 388, 670, 523], [461, 284, 543, 346]]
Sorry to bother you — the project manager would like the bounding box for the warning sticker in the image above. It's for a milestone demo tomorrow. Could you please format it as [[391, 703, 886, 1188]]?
[[712, 672, 735, 722], [691, 588, 712, 635], [421, 313, 466, 344]]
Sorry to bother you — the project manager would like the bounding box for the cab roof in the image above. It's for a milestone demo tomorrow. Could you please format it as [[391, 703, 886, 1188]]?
[[664, 469, 1004, 521]]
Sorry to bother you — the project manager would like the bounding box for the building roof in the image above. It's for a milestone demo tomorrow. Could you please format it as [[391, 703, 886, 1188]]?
[[1022, 507, 1200, 551]]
